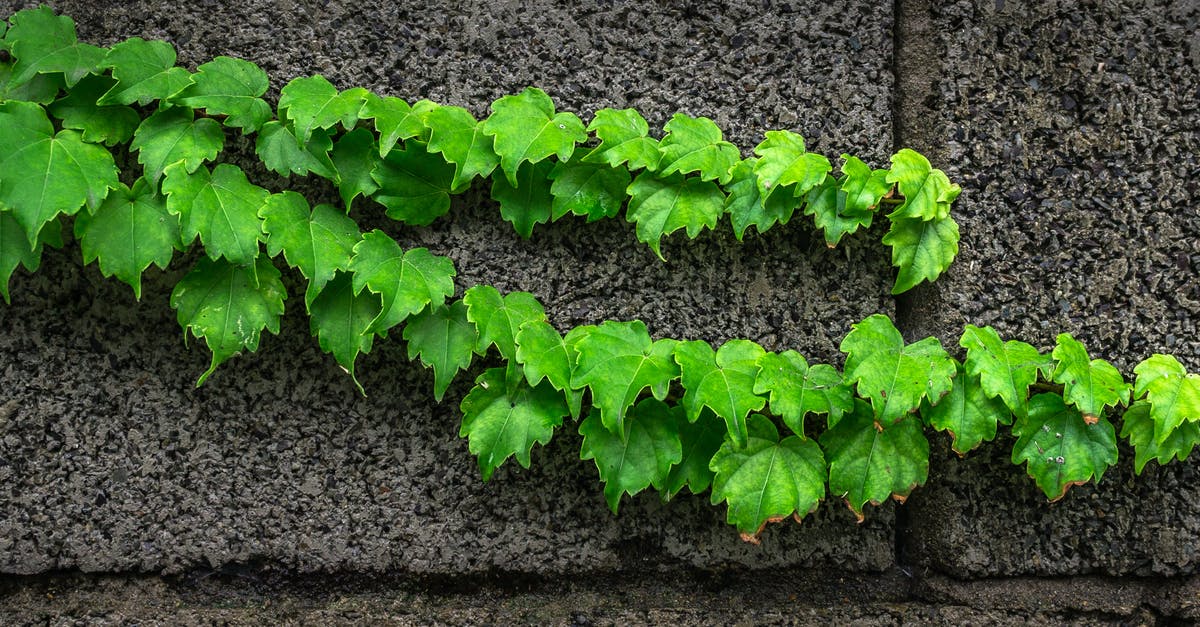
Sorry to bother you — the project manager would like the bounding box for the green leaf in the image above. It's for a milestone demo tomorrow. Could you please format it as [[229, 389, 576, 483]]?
[[1051, 333, 1132, 422], [463, 285, 546, 361], [131, 107, 224, 183], [821, 400, 929, 521], [710, 414, 827, 540], [922, 363, 1012, 455], [98, 37, 193, 105], [162, 163, 267, 266], [490, 160, 555, 239], [625, 171, 725, 261], [840, 155, 892, 215], [547, 160, 630, 222], [0, 101, 118, 243], [579, 398, 683, 513], [674, 339, 767, 447], [724, 158, 798, 240], [330, 127, 381, 209], [804, 174, 874, 248], [1011, 393, 1117, 500], [170, 255, 285, 386], [571, 320, 679, 436], [260, 191, 361, 308], [45, 74, 140, 146], [170, 56, 272, 133], [514, 318, 584, 419], [655, 113, 740, 184], [752, 130, 832, 198], [1120, 400, 1200, 474], [0, 57, 63, 103], [882, 214, 959, 294], [74, 178, 182, 300], [348, 230, 456, 335], [582, 108, 661, 171], [663, 408, 725, 499], [359, 93, 436, 156], [402, 300, 477, 402], [2, 6, 104, 89], [424, 104, 500, 190], [0, 210, 52, 304], [277, 75, 367, 143], [308, 271, 382, 394], [254, 121, 337, 180], [754, 350, 853, 436], [840, 314, 956, 426], [460, 367, 568, 481], [1133, 354, 1200, 443], [885, 148, 960, 221], [960, 324, 1052, 419], [369, 141, 456, 226], [480, 87, 587, 187]]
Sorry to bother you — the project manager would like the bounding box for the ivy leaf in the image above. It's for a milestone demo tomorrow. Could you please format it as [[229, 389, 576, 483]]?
[[360, 93, 436, 156], [885, 148, 960, 221], [674, 339, 767, 447], [582, 108, 661, 171], [369, 141, 456, 226], [514, 319, 585, 419], [348, 230, 456, 336], [840, 314, 956, 427], [460, 367, 568, 481], [882, 214, 959, 294], [308, 271, 382, 394], [804, 174, 872, 247], [259, 191, 361, 308], [0, 101, 118, 244], [626, 171, 725, 261], [480, 87, 587, 187], [1051, 333, 1132, 423], [655, 113, 740, 184], [463, 285, 546, 361], [821, 400, 929, 521], [330, 128, 381, 209], [277, 75, 367, 143], [162, 163, 267, 267], [1120, 400, 1200, 474], [74, 178, 182, 300], [170, 56, 272, 133], [0, 210, 56, 304], [710, 414, 827, 541], [490, 160, 554, 239], [663, 408, 725, 499], [254, 122, 337, 181], [98, 37, 193, 105], [169, 255, 285, 386], [2, 6, 104, 89], [840, 155, 892, 215], [131, 107, 224, 184], [754, 350, 853, 436], [547, 160, 630, 222], [1011, 393, 1117, 501], [0, 56, 63, 103], [46, 74, 140, 146], [921, 363, 1012, 455], [402, 300, 477, 402], [1133, 354, 1200, 443], [724, 158, 799, 240], [960, 324, 1052, 419], [424, 104, 500, 190], [752, 130, 832, 198], [579, 398, 683, 513], [571, 320, 679, 436]]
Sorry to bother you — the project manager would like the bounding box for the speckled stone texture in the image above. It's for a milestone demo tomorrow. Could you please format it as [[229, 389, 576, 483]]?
[[0, 0, 898, 574], [901, 0, 1200, 577]]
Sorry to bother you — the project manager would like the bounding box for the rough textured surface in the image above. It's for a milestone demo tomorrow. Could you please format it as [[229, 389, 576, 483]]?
[[0, 0, 897, 575], [901, 0, 1200, 578]]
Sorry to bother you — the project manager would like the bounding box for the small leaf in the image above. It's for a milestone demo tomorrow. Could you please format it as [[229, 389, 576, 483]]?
[[882, 214, 959, 294], [46, 74, 140, 146], [278, 75, 367, 143], [656, 113, 740, 184], [839, 155, 892, 215], [260, 191, 361, 308], [369, 141, 456, 226], [959, 324, 1052, 419], [1120, 400, 1200, 474], [490, 160, 555, 239], [254, 121, 337, 180], [402, 300, 477, 402], [752, 130, 832, 198], [571, 320, 679, 436], [626, 171, 725, 261], [674, 339, 767, 447], [663, 408, 725, 499], [480, 87, 587, 187], [579, 398, 683, 513], [131, 107, 224, 184], [330, 127, 382, 209], [582, 108, 661, 171], [75, 178, 182, 300], [821, 400, 929, 521], [1133, 354, 1200, 443], [547, 160, 630, 222], [98, 37, 193, 105], [0, 210, 52, 304], [2, 6, 104, 89], [885, 148, 959, 221], [724, 158, 799, 240], [308, 271, 382, 394], [348, 230, 456, 336], [1011, 393, 1117, 501], [1051, 333, 1132, 422], [460, 367, 568, 481], [360, 93, 436, 156], [162, 163, 267, 266], [804, 174, 875, 247], [922, 363, 1012, 455], [424, 104, 500, 190], [754, 350, 852, 436], [840, 314, 956, 426], [170, 56, 272, 133], [463, 285, 546, 361]]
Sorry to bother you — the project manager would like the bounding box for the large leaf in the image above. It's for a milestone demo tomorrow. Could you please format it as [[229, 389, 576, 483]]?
[[170, 56, 272, 133], [98, 37, 193, 105], [674, 339, 767, 447], [882, 214, 959, 294], [885, 148, 960, 221], [547, 160, 630, 222], [277, 75, 367, 143], [2, 6, 104, 89], [490, 159, 555, 238], [359, 93, 436, 156], [571, 320, 679, 436], [1133, 354, 1200, 444], [821, 400, 929, 521], [655, 113, 740, 184], [170, 255, 286, 386], [582, 108, 661, 171], [1011, 393, 1117, 500], [460, 367, 568, 481], [752, 130, 831, 198], [308, 271, 382, 394], [162, 163, 267, 266], [75, 178, 182, 300], [46, 74, 139, 146], [132, 106, 225, 183], [424, 104, 500, 190], [724, 158, 798, 240], [625, 171, 725, 261], [254, 122, 337, 181], [1121, 400, 1200, 474], [259, 191, 361, 308], [1051, 333, 1131, 423], [402, 300, 477, 402], [710, 414, 826, 541], [579, 398, 683, 513], [369, 141, 456, 226], [348, 230, 456, 335], [960, 324, 1052, 419], [922, 363, 1012, 455], [463, 285, 546, 361], [754, 350, 853, 435], [840, 314, 956, 426], [480, 87, 586, 187]]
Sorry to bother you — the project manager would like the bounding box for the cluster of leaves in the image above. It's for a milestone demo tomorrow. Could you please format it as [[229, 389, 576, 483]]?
[[1, 8, 1197, 542]]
